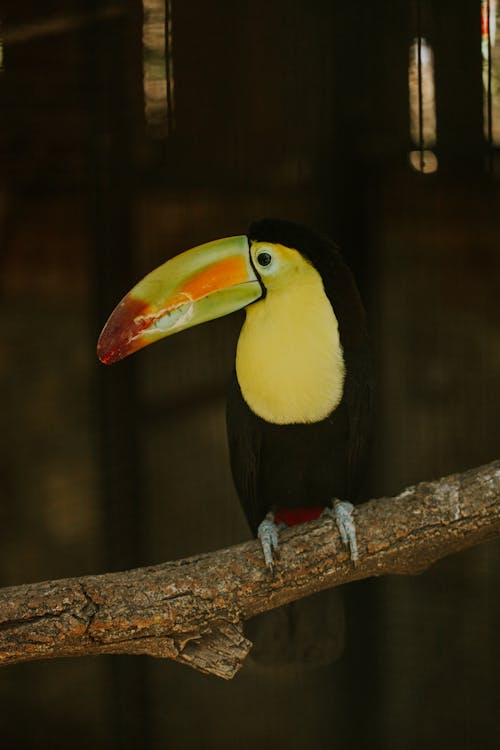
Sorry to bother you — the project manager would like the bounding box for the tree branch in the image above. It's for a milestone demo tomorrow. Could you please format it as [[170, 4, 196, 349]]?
[[1, 460, 499, 679]]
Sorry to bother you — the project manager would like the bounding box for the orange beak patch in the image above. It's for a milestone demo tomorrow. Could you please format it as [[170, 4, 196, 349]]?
[[180, 255, 249, 301]]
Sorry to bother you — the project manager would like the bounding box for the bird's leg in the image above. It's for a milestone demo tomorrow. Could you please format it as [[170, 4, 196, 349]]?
[[257, 512, 285, 573], [323, 499, 359, 564]]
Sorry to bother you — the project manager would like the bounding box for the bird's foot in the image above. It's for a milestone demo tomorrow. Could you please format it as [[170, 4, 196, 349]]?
[[257, 513, 283, 573], [323, 500, 359, 564]]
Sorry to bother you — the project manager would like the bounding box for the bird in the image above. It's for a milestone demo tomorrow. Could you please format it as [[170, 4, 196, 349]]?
[[97, 218, 372, 573]]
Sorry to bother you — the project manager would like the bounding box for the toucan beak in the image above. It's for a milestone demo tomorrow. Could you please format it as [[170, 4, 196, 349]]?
[[97, 235, 262, 364]]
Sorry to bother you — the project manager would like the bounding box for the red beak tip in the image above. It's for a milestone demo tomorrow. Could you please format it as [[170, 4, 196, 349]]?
[[97, 350, 113, 365], [97, 345, 113, 365], [97, 295, 152, 365], [97, 337, 128, 365]]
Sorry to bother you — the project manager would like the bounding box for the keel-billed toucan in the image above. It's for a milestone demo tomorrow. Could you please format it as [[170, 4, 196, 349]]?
[[98, 219, 372, 569]]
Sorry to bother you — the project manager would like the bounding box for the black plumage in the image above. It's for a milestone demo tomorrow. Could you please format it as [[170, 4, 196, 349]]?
[[227, 218, 372, 535]]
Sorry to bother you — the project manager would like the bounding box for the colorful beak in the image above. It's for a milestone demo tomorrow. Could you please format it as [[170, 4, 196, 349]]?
[[97, 235, 261, 364]]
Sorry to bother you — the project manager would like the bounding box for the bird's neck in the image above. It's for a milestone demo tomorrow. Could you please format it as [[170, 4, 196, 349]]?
[[235, 277, 345, 425]]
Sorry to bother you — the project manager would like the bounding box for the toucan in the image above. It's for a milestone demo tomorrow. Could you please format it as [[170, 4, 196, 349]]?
[[97, 219, 372, 571]]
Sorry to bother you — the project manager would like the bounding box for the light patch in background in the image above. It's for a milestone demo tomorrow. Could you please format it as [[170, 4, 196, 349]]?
[[143, 0, 175, 137], [408, 37, 438, 173], [482, 0, 500, 146], [409, 149, 438, 174]]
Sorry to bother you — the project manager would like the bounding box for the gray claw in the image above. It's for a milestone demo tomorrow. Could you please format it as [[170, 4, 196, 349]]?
[[257, 513, 281, 572], [324, 500, 359, 563]]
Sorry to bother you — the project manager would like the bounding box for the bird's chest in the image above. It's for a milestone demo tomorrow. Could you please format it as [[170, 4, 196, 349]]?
[[235, 284, 345, 425]]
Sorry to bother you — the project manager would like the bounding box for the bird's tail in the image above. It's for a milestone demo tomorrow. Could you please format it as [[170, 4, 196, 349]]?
[[245, 588, 344, 672]]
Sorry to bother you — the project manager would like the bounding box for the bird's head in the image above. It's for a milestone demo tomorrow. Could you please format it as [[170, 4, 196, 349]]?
[[97, 219, 337, 364]]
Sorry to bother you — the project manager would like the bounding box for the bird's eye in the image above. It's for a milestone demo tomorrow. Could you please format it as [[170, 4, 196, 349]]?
[[256, 251, 272, 267]]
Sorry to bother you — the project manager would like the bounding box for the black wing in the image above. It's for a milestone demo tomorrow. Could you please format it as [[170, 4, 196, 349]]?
[[343, 347, 373, 502], [226, 374, 265, 535], [320, 249, 373, 503]]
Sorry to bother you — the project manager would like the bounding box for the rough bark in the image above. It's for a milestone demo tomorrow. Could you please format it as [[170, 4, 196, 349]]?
[[1, 460, 499, 679]]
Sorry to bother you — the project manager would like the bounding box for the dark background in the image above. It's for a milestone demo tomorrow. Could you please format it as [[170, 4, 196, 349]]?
[[0, 1, 499, 748]]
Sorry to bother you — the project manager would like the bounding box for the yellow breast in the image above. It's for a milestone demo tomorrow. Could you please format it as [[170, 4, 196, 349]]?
[[235, 264, 345, 425]]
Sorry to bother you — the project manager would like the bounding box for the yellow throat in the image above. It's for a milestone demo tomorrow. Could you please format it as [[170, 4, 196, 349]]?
[[235, 244, 345, 425]]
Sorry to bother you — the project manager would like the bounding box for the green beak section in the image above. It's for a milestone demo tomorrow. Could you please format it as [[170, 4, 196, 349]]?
[[97, 235, 262, 364]]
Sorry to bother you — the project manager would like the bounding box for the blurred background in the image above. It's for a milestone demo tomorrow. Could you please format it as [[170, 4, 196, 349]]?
[[0, 0, 499, 748]]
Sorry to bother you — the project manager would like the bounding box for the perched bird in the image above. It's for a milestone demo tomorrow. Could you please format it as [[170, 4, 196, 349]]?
[[98, 219, 372, 572]]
